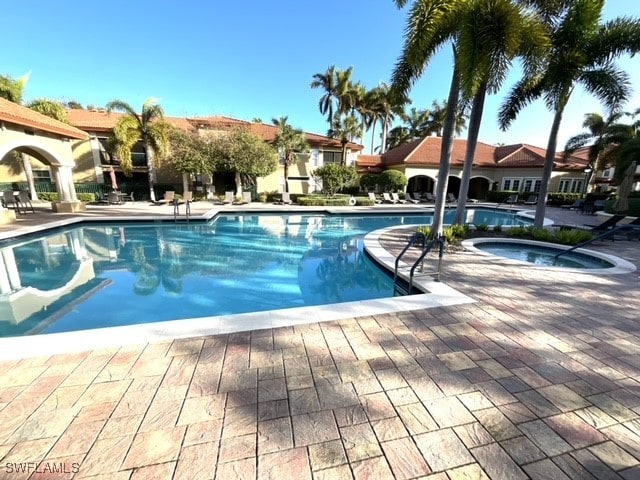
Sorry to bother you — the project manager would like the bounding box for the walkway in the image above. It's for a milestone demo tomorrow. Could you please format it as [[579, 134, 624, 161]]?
[[0, 202, 638, 479]]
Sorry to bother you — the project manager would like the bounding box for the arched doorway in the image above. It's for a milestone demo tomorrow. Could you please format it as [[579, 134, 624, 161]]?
[[407, 175, 435, 194], [468, 177, 492, 200], [447, 176, 461, 196]]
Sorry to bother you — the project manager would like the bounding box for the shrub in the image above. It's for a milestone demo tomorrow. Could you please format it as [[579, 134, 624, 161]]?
[[493, 224, 503, 233], [38, 192, 60, 202], [547, 192, 581, 206], [77, 193, 96, 203], [529, 227, 554, 242], [449, 224, 469, 239], [359, 173, 379, 191], [354, 197, 375, 206], [475, 223, 489, 232], [378, 170, 408, 192], [416, 225, 432, 239], [486, 190, 519, 203], [312, 164, 358, 196], [553, 229, 594, 245]]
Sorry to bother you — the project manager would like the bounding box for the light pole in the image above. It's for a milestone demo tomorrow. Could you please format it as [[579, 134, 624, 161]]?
[[583, 165, 593, 197]]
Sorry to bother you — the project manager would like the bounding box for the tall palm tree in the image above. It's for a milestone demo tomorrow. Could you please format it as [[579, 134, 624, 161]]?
[[106, 99, 171, 202], [311, 65, 339, 126], [454, 0, 549, 225], [329, 114, 362, 165], [499, 0, 640, 227], [377, 82, 410, 153], [334, 67, 356, 118], [27, 99, 69, 123], [392, 0, 467, 236], [272, 116, 309, 193]]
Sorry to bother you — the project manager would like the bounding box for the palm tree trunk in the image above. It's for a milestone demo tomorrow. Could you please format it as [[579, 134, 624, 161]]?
[[381, 115, 389, 153], [235, 172, 243, 197], [370, 121, 377, 154], [534, 108, 564, 227], [145, 145, 157, 202], [182, 173, 189, 196], [284, 161, 289, 193], [431, 51, 461, 237], [21, 154, 39, 201], [455, 86, 487, 225], [341, 141, 348, 166]]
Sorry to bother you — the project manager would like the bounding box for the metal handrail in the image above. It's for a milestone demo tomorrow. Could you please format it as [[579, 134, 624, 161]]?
[[407, 238, 445, 294], [173, 199, 191, 223], [394, 232, 425, 286], [553, 224, 640, 261], [394, 234, 445, 295]]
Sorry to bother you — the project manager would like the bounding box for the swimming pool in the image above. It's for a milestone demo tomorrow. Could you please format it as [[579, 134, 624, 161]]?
[[0, 208, 530, 337]]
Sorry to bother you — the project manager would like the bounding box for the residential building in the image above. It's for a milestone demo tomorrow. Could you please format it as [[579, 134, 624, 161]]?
[[356, 136, 590, 199]]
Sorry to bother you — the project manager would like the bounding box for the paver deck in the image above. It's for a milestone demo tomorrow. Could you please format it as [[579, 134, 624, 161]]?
[[0, 202, 638, 479]]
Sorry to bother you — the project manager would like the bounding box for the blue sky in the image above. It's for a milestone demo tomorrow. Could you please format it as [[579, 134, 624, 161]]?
[[3, 0, 638, 152]]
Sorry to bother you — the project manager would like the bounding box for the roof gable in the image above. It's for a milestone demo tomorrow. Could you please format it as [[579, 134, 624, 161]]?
[[0, 98, 88, 139]]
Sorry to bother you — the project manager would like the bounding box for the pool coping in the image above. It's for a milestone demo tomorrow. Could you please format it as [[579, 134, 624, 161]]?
[[0, 219, 475, 360], [461, 237, 637, 274]]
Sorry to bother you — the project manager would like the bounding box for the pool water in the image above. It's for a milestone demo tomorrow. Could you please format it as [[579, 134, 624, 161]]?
[[474, 242, 615, 268], [0, 209, 530, 337]]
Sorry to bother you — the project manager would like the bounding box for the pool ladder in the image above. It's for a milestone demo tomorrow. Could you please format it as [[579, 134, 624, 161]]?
[[393, 234, 445, 296], [173, 199, 191, 223]]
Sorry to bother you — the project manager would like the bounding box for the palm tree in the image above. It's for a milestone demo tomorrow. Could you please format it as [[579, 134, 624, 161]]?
[[425, 99, 468, 137], [386, 125, 413, 150], [311, 65, 340, 126], [376, 82, 410, 153], [392, 0, 467, 236], [499, 0, 640, 227], [329, 114, 362, 165], [564, 111, 627, 173], [334, 67, 356, 118], [272, 116, 309, 193], [27, 99, 69, 123], [454, 0, 549, 225], [0, 73, 29, 103], [106, 99, 171, 202]]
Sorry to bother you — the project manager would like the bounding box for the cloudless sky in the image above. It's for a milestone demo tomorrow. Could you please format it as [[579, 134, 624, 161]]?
[[3, 0, 639, 153]]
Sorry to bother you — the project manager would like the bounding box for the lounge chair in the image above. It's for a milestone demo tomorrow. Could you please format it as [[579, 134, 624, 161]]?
[[2, 190, 22, 214], [502, 194, 519, 205], [406, 192, 421, 204], [155, 190, 175, 205], [423, 193, 436, 203], [241, 191, 252, 204], [275, 192, 293, 205], [585, 214, 625, 233], [613, 217, 640, 240], [181, 191, 193, 203], [561, 199, 584, 211], [523, 195, 537, 205], [17, 190, 35, 213], [368, 192, 381, 204], [391, 192, 407, 204], [223, 191, 234, 204], [446, 193, 457, 203], [382, 192, 396, 204]]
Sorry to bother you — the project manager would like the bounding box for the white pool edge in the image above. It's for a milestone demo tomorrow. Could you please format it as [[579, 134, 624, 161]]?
[[461, 237, 637, 274], [0, 225, 474, 360]]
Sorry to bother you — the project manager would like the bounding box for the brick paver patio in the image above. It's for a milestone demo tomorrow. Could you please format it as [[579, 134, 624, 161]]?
[[0, 203, 638, 479]]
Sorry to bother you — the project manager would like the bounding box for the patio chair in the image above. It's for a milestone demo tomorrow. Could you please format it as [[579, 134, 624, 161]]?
[[406, 192, 421, 204], [382, 192, 396, 204], [423, 193, 436, 203], [107, 191, 121, 205], [18, 190, 35, 213], [368, 192, 381, 204], [2, 190, 22, 214], [241, 191, 252, 204], [523, 195, 538, 205], [446, 193, 457, 203], [223, 191, 234, 204], [391, 192, 407, 204], [182, 191, 193, 203], [561, 199, 585, 211], [281, 192, 292, 205], [585, 214, 625, 233], [154, 190, 175, 205]]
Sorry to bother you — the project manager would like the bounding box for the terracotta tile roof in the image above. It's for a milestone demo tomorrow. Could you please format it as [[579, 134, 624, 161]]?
[[66, 109, 193, 132], [356, 154, 384, 173], [66, 109, 362, 150], [384, 137, 496, 167], [0, 98, 88, 140]]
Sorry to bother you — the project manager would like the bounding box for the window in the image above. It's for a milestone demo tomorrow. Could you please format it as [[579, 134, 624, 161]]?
[[559, 178, 583, 193], [322, 151, 343, 165], [522, 178, 542, 193], [32, 170, 51, 182], [502, 178, 521, 191]]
